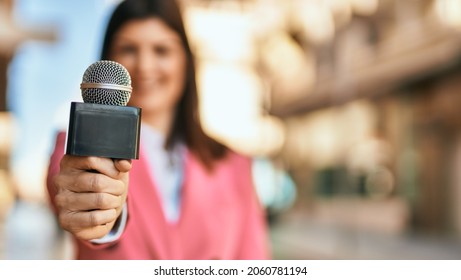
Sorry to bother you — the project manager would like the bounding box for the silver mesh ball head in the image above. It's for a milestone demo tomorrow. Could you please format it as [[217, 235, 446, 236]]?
[[80, 60, 132, 106]]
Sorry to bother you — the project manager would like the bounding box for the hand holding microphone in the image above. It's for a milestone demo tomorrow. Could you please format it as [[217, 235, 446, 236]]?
[[53, 153, 131, 241], [52, 61, 141, 240]]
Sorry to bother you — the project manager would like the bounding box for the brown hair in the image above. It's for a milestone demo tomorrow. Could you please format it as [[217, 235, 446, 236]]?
[[100, 0, 227, 170]]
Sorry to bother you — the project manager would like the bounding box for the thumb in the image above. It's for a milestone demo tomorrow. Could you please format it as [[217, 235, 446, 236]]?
[[114, 159, 132, 173]]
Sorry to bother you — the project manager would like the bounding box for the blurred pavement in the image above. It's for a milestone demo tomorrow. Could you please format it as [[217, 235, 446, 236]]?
[[270, 212, 461, 260]]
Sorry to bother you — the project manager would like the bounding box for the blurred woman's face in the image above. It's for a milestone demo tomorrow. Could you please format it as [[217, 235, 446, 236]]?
[[109, 17, 187, 117]]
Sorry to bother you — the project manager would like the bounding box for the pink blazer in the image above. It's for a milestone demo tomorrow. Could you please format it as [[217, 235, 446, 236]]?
[[47, 132, 270, 260]]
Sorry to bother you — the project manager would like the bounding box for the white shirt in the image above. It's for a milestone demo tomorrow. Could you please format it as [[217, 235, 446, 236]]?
[[141, 123, 185, 223]]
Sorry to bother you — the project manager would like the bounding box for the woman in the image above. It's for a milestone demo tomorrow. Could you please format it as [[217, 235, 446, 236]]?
[[46, 0, 269, 260]]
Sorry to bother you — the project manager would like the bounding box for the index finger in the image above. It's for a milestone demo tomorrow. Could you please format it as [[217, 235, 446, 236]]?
[[60, 155, 122, 179]]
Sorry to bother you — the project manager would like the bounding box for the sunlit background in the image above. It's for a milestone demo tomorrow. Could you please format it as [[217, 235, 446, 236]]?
[[2, 0, 461, 259]]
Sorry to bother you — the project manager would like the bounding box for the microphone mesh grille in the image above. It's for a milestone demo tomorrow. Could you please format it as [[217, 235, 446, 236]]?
[[81, 60, 132, 106]]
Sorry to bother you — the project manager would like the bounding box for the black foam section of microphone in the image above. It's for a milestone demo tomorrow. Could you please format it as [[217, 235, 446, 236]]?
[[66, 102, 141, 159]]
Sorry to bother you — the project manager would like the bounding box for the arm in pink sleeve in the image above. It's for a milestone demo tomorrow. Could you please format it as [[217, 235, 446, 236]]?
[[236, 156, 271, 260]]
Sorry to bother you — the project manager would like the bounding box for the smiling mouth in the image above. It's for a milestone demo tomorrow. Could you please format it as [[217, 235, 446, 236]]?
[[134, 81, 157, 89]]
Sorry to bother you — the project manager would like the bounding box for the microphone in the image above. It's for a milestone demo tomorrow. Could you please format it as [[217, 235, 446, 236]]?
[[65, 60, 142, 159]]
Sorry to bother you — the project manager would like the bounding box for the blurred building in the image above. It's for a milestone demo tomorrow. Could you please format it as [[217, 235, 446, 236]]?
[[0, 0, 24, 257], [262, 0, 461, 259]]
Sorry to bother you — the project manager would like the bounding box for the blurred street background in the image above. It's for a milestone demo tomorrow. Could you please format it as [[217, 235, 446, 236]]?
[[3, 0, 461, 259]]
